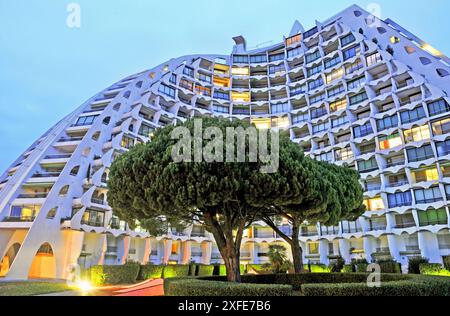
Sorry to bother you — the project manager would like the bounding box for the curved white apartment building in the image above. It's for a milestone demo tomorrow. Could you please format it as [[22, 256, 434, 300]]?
[[0, 4, 450, 280]]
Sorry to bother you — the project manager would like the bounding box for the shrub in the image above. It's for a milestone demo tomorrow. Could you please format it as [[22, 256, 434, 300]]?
[[164, 278, 293, 296], [197, 265, 215, 277], [354, 259, 368, 273], [162, 265, 190, 279], [376, 259, 401, 274], [443, 256, 450, 271], [138, 264, 164, 280], [329, 258, 345, 273], [90, 263, 140, 286], [219, 264, 246, 276], [420, 263, 450, 276], [408, 257, 429, 274], [342, 264, 354, 273]]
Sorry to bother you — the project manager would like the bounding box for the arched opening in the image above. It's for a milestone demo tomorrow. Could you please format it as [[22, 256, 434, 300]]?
[[113, 103, 121, 111], [59, 185, 70, 197], [437, 68, 449, 77], [0, 243, 21, 277], [28, 243, 56, 279], [102, 117, 111, 125], [124, 91, 131, 99]]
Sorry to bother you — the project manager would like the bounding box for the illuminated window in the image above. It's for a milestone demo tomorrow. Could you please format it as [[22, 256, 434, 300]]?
[[308, 242, 319, 255], [195, 85, 211, 97], [271, 117, 290, 129], [390, 36, 400, 44], [214, 63, 230, 75], [364, 197, 385, 211], [379, 133, 402, 150], [121, 136, 135, 149], [412, 168, 439, 183], [432, 118, 450, 136], [231, 67, 250, 76], [252, 118, 271, 130], [213, 76, 230, 88], [403, 125, 431, 143], [286, 34, 302, 46], [171, 242, 178, 255], [231, 91, 250, 102], [330, 98, 347, 112], [325, 68, 344, 84], [335, 147, 354, 161]]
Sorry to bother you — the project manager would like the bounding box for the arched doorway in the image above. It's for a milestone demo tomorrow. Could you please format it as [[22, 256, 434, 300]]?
[[28, 243, 56, 279], [0, 243, 21, 277]]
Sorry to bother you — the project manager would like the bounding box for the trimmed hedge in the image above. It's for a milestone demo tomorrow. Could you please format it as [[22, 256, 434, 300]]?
[[164, 278, 292, 296], [302, 275, 450, 296], [342, 264, 354, 273], [138, 264, 164, 280], [443, 256, 450, 271], [197, 265, 215, 277], [90, 263, 140, 286], [408, 257, 429, 274], [377, 260, 402, 274], [163, 265, 190, 279], [420, 263, 450, 276]]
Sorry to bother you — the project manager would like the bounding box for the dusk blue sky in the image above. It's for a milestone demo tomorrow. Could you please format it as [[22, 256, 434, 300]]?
[[0, 0, 449, 171]]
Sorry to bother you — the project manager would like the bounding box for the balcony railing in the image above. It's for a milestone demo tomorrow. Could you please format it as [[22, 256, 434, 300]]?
[[44, 154, 72, 159], [32, 172, 61, 178], [91, 198, 107, 205], [2, 216, 36, 223], [405, 245, 420, 252], [438, 244, 450, 250], [191, 252, 203, 257], [387, 180, 409, 188], [375, 247, 390, 253], [419, 219, 448, 227], [81, 219, 104, 227], [17, 193, 48, 199], [106, 246, 118, 253], [394, 222, 416, 229]]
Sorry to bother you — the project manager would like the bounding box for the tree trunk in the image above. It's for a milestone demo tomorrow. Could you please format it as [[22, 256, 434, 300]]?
[[291, 224, 304, 273], [222, 243, 241, 283]]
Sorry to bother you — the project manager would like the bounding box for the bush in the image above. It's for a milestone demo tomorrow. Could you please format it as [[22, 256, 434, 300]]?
[[443, 256, 450, 271], [376, 259, 401, 274], [138, 264, 164, 280], [302, 275, 450, 296], [197, 265, 215, 277], [164, 278, 293, 296], [408, 257, 429, 274], [354, 259, 368, 273], [329, 258, 345, 273], [162, 265, 190, 279], [218, 264, 246, 276], [342, 264, 354, 273], [420, 263, 450, 276], [90, 263, 140, 286]]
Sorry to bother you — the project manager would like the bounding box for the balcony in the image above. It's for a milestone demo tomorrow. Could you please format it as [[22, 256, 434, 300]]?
[[81, 218, 104, 227], [394, 222, 416, 229], [191, 252, 203, 257], [2, 216, 36, 223], [17, 193, 48, 199], [106, 246, 118, 254], [387, 180, 409, 188]]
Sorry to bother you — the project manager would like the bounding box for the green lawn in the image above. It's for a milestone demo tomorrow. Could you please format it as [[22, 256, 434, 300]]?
[[0, 282, 73, 296]]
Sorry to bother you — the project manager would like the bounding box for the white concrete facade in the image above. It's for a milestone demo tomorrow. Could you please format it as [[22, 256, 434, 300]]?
[[0, 4, 449, 280]]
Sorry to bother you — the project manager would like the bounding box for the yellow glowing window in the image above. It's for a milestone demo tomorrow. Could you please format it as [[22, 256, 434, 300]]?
[[232, 67, 250, 76], [365, 198, 385, 211], [379, 134, 402, 150], [308, 242, 319, 255], [403, 125, 430, 143], [286, 34, 302, 46], [195, 85, 211, 97], [214, 63, 230, 75], [330, 99, 347, 112], [413, 168, 439, 183], [171, 242, 178, 255], [390, 36, 400, 44], [272, 117, 290, 129], [231, 91, 250, 102], [213, 76, 230, 88], [252, 118, 271, 130], [325, 68, 344, 84]]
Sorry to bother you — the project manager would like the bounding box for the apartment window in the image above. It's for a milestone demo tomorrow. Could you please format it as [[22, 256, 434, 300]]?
[[271, 102, 290, 114], [290, 85, 306, 96], [291, 111, 307, 124], [307, 64, 323, 77], [412, 167, 439, 183], [418, 208, 448, 226], [233, 55, 248, 64], [81, 209, 105, 227], [169, 74, 177, 84], [353, 122, 373, 138], [311, 107, 327, 119], [407, 145, 434, 162], [308, 242, 319, 255], [213, 91, 230, 100], [335, 147, 354, 161], [324, 55, 341, 69], [183, 67, 194, 78], [400, 106, 426, 124], [272, 117, 290, 129], [305, 50, 321, 64], [358, 157, 378, 173], [180, 79, 194, 91], [269, 64, 285, 75], [377, 115, 398, 131], [415, 187, 443, 204], [212, 104, 229, 114], [231, 91, 250, 102], [74, 115, 98, 127], [287, 47, 302, 58], [286, 34, 302, 46], [432, 118, 450, 136], [332, 115, 349, 128], [428, 99, 450, 117], [10, 205, 40, 220], [341, 221, 361, 234], [304, 26, 319, 39], [309, 93, 326, 105], [231, 67, 250, 76], [308, 77, 324, 90], [347, 76, 366, 90], [403, 125, 431, 143], [317, 151, 333, 162], [343, 45, 360, 61], [345, 59, 364, 75], [365, 197, 385, 211], [312, 122, 329, 134], [379, 133, 402, 150], [250, 54, 267, 64], [325, 68, 344, 84], [197, 72, 212, 83], [269, 53, 285, 62], [138, 124, 154, 138], [195, 85, 211, 97], [387, 191, 413, 208], [349, 92, 368, 105], [341, 33, 356, 47], [366, 52, 383, 67], [158, 84, 176, 98], [329, 99, 347, 112], [328, 85, 345, 98], [436, 140, 450, 157], [121, 136, 135, 149]]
